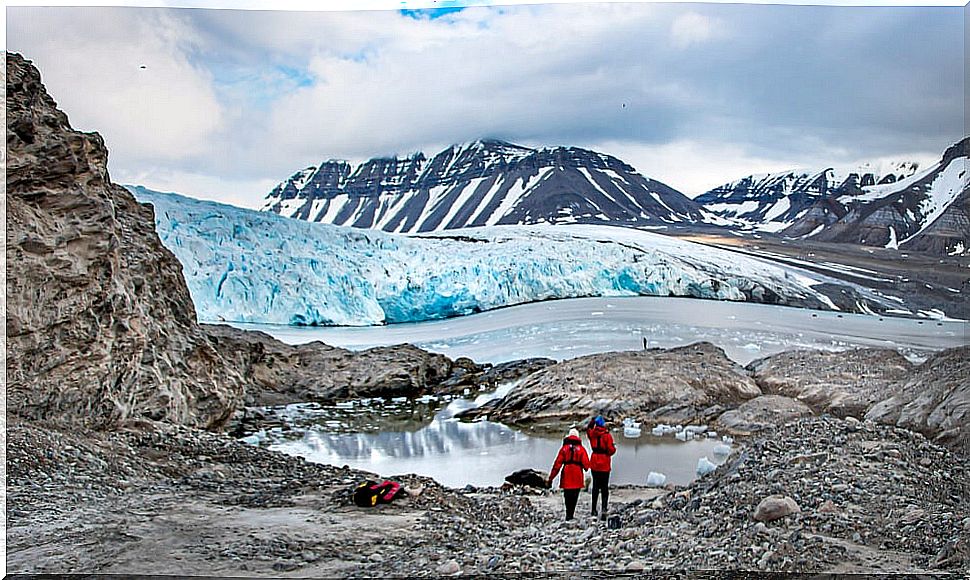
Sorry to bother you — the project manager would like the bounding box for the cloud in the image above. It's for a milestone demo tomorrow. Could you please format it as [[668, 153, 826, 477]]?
[[8, 7, 223, 165], [670, 12, 721, 49], [6, 3, 964, 208]]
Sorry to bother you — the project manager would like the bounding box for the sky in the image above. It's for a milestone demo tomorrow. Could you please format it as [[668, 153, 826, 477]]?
[[5, 1, 966, 208]]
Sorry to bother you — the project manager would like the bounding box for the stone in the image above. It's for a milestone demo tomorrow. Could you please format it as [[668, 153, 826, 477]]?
[[753, 495, 801, 522], [717, 395, 814, 433], [817, 500, 839, 514], [625, 560, 645, 572], [436, 560, 460, 575]]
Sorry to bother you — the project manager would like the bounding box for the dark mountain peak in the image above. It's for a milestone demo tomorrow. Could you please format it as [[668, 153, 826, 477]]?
[[263, 139, 702, 230], [942, 136, 970, 164]]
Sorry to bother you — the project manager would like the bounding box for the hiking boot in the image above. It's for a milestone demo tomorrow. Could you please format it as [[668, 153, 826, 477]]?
[[599, 510, 607, 521], [591, 508, 598, 516]]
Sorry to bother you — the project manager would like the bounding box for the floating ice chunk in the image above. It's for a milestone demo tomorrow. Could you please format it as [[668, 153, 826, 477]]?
[[651, 425, 665, 437], [335, 401, 354, 408], [622, 417, 641, 438], [240, 429, 267, 446], [696, 456, 717, 476], [684, 424, 708, 435], [722, 435, 734, 444], [391, 396, 408, 403], [415, 394, 437, 404], [707, 431, 718, 438], [713, 443, 732, 457], [646, 472, 667, 487], [675, 430, 695, 441]]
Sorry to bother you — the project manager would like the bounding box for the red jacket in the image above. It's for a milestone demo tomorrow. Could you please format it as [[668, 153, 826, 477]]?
[[549, 435, 589, 489], [586, 425, 616, 472]]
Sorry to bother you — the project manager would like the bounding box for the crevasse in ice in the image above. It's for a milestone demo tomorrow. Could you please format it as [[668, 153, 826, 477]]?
[[131, 186, 840, 327]]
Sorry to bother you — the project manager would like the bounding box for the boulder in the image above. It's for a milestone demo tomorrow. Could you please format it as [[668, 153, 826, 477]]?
[[748, 348, 912, 418], [753, 495, 801, 522], [716, 395, 814, 434], [461, 342, 760, 427]]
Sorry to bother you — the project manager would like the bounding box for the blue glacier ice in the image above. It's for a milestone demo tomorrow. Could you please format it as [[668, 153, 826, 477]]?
[[130, 186, 859, 327]]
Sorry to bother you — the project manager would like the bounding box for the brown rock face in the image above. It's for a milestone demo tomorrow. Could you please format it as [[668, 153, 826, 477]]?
[[866, 346, 970, 455], [748, 348, 913, 418], [463, 342, 761, 426], [6, 53, 242, 428]]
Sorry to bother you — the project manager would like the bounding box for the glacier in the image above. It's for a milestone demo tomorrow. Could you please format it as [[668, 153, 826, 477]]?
[[131, 186, 886, 327]]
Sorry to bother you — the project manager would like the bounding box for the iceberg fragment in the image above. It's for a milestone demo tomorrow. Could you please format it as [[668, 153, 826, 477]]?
[[646, 472, 667, 487], [696, 456, 717, 476]]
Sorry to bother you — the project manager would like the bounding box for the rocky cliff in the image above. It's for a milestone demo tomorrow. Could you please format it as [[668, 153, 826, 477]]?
[[865, 345, 970, 453], [6, 53, 246, 429], [5, 53, 488, 430]]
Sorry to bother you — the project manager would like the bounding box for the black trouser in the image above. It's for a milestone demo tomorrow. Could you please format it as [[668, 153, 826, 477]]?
[[591, 470, 610, 514], [563, 489, 580, 520]]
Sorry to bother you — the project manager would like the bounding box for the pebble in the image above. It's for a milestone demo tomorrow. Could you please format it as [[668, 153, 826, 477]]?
[[436, 560, 460, 575]]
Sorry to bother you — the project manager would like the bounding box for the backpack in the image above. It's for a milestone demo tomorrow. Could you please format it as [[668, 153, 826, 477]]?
[[353, 480, 403, 507]]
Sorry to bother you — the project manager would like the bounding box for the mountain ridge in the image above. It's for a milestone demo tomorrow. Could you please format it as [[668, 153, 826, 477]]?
[[263, 139, 707, 231]]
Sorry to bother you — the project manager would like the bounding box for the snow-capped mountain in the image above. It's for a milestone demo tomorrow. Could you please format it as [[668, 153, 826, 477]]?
[[785, 137, 969, 255], [262, 139, 706, 231], [133, 186, 898, 327], [695, 161, 920, 233]]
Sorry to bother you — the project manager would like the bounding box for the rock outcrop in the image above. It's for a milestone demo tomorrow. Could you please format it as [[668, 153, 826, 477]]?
[[715, 395, 814, 434], [202, 323, 484, 406], [460, 342, 761, 427], [866, 345, 970, 455], [747, 348, 913, 418], [6, 53, 243, 429]]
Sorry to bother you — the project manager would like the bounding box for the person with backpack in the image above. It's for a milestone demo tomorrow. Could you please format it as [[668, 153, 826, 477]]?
[[546, 428, 590, 520], [586, 415, 616, 520]]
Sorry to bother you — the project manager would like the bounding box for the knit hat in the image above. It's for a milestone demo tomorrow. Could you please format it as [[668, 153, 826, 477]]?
[[568, 428, 580, 439], [594, 416, 605, 427]]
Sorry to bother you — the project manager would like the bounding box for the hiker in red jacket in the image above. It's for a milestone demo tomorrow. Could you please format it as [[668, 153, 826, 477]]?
[[586, 415, 616, 519], [547, 428, 590, 520]]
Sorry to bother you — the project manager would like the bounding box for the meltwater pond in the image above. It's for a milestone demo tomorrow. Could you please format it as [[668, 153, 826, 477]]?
[[245, 386, 730, 488]]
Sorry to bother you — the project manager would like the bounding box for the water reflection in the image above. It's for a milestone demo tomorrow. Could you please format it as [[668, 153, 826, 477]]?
[[258, 390, 729, 488]]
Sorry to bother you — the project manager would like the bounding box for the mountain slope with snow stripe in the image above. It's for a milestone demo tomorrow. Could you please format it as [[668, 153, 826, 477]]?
[[262, 140, 705, 231]]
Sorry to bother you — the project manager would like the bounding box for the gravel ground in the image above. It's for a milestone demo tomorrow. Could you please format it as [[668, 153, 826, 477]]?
[[7, 414, 969, 576]]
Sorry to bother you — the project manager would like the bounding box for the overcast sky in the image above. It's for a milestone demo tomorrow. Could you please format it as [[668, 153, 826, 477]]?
[[6, 2, 965, 208]]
